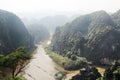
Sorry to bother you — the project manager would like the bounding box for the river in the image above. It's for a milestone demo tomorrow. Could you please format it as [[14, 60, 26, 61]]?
[[23, 45, 58, 80]]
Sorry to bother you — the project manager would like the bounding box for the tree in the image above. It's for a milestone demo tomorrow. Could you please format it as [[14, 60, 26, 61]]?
[[0, 47, 31, 78], [71, 67, 101, 80]]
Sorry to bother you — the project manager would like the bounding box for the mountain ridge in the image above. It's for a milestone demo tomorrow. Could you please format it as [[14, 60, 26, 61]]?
[[51, 10, 120, 64]]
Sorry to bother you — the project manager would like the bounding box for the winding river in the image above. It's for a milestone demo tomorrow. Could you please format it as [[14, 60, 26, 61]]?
[[23, 45, 58, 80]]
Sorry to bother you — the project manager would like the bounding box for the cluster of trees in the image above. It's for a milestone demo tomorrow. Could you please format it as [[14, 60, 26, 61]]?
[[0, 47, 31, 80], [64, 56, 88, 70], [71, 60, 120, 80], [71, 67, 101, 80], [97, 60, 120, 80], [46, 47, 88, 70]]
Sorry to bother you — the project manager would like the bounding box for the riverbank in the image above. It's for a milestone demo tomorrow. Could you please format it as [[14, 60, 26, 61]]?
[[35, 40, 106, 80], [45, 47, 106, 80], [44, 39, 106, 80]]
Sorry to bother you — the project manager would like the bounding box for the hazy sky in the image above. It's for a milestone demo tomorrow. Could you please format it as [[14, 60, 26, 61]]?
[[0, 0, 120, 16]]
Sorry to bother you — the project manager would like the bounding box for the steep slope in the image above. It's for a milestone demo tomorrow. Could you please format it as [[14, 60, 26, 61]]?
[[51, 11, 114, 54], [111, 10, 120, 27], [51, 10, 120, 64], [86, 28, 120, 64], [26, 24, 50, 44], [0, 10, 34, 54]]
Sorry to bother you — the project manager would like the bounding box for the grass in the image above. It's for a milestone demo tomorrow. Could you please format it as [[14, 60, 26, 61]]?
[[44, 46, 106, 80], [45, 47, 71, 68]]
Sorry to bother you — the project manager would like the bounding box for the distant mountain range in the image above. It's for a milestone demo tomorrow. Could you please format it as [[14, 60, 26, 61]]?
[[21, 14, 79, 34], [26, 23, 50, 44]]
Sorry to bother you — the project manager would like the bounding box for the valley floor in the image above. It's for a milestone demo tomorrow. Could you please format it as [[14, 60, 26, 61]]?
[[22, 40, 105, 80]]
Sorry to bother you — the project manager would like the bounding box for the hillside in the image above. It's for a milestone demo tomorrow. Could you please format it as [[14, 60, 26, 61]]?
[[51, 10, 120, 65], [0, 10, 34, 54]]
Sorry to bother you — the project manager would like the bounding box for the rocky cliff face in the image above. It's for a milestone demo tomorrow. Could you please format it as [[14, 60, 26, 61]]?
[[112, 10, 120, 27], [51, 10, 120, 64], [86, 28, 120, 64], [0, 10, 34, 54]]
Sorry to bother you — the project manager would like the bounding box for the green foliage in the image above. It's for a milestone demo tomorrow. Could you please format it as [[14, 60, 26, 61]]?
[[71, 67, 101, 80], [45, 47, 88, 70], [54, 71, 66, 80], [97, 77, 105, 80], [66, 51, 72, 58], [70, 54, 77, 60], [64, 57, 88, 70], [0, 47, 31, 78], [3, 76, 26, 80], [97, 60, 120, 80], [45, 47, 71, 68]]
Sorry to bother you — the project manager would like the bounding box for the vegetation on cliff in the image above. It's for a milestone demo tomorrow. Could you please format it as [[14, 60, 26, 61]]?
[[51, 10, 120, 65], [0, 47, 31, 80]]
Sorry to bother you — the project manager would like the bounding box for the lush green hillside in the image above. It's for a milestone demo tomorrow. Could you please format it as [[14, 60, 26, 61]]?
[[51, 10, 120, 65], [26, 24, 50, 44], [0, 10, 34, 54]]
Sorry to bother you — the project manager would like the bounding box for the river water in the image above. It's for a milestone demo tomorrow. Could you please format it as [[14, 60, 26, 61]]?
[[23, 45, 58, 80]]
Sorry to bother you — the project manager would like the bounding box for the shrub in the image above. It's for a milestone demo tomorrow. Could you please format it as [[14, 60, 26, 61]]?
[[54, 71, 66, 80]]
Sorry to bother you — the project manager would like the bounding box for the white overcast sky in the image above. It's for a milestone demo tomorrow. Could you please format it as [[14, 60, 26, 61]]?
[[0, 0, 120, 16]]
